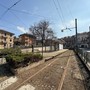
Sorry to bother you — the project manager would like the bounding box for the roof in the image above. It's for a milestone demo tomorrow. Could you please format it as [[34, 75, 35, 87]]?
[[0, 29, 14, 35], [58, 38, 66, 44], [19, 33, 36, 39]]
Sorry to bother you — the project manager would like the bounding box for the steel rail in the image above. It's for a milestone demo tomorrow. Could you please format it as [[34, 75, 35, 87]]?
[[58, 51, 72, 90], [13, 50, 70, 90]]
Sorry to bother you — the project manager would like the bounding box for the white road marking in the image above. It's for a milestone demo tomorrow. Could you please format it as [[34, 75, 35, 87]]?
[[0, 76, 18, 90], [18, 84, 35, 90]]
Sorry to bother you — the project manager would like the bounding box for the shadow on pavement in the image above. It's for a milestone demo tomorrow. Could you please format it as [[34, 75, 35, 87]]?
[[0, 63, 15, 77]]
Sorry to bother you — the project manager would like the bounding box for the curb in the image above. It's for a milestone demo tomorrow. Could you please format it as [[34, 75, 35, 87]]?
[[15, 50, 68, 74], [45, 50, 68, 61]]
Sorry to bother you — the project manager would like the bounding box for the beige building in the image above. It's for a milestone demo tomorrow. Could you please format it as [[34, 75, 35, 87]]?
[[0, 29, 14, 49]]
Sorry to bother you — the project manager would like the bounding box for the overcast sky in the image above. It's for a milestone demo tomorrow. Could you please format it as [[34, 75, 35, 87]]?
[[0, 0, 90, 38]]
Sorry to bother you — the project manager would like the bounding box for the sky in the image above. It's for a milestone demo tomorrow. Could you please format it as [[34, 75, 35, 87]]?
[[0, 0, 90, 38]]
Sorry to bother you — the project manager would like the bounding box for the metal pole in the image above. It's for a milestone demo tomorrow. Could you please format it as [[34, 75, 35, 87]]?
[[89, 26, 90, 48], [42, 29, 44, 58], [75, 19, 77, 47]]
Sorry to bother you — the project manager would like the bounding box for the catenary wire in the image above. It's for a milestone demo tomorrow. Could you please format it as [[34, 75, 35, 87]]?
[[56, 0, 66, 26], [52, 0, 66, 28], [0, 0, 23, 20]]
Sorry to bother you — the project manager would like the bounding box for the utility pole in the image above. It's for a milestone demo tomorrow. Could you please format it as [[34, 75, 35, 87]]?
[[88, 26, 90, 48], [75, 19, 78, 47], [42, 28, 45, 58], [42, 30, 44, 58], [61, 18, 78, 48]]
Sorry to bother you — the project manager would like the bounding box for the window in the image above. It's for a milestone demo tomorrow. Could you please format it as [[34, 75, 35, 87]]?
[[4, 38, 6, 41], [4, 43, 6, 48], [4, 33, 6, 36], [10, 39, 12, 42], [10, 44, 12, 47]]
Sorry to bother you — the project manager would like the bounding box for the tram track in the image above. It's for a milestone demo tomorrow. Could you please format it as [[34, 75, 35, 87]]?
[[5, 50, 71, 90]]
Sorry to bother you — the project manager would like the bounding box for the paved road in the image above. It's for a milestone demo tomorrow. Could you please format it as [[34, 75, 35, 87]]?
[[4, 50, 86, 90]]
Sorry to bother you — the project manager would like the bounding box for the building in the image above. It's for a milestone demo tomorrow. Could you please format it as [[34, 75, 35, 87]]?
[[61, 36, 75, 49], [77, 32, 89, 48], [0, 29, 14, 49], [19, 33, 36, 47], [13, 36, 21, 47], [58, 38, 65, 49], [77, 32, 88, 44], [87, 31, 90, 48], [61, 32, 89, 49], [35, 39, 61, 51]]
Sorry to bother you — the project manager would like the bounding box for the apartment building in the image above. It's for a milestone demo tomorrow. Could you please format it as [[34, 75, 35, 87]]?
[[19, 33, 36, 47], [0, 29, 14, 49]]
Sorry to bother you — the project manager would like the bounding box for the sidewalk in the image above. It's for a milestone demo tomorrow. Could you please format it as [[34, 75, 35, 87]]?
[[43, 49, 68, 59]]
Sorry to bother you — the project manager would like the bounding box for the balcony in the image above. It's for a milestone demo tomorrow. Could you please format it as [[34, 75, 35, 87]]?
[[0, 35, 7, 38], [9, 36, 13, 39], [0, 40, 7, 44], [25, 40, 29, 43], [0, 41, 3, 44]]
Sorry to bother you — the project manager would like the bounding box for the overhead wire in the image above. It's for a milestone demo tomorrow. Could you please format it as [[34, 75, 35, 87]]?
[[0, 0, 28, 32], [1, 19, 18, 26], [0, 0, 69, 33], [0, 2, 52, 28], [0, 1, 28, 29], [0, 3, 51, 20], [0, 3, 26, 26], [0, 0, 22, 20], [0, 1, 54, 34], [0, 24, 17, 31], [65, 2, 74, 20], [63, 0, 75, 27], [0, 2, 26, 23], [12, 9, 49, 19], [10, 11, 27, 27], [52, 0, 66, 28], [56, 0, 66, 24]]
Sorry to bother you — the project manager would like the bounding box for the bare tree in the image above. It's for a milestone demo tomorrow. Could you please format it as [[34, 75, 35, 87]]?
[[29, 20, 55, 40], [29, 20, 55, 52], [45, 28, 55, 40]]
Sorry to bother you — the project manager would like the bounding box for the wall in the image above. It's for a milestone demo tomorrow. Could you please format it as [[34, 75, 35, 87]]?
[[59, 44, 63, 50]]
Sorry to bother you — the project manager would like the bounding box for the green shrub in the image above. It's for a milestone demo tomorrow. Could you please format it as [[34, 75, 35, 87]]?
[[5, 51, 43, 68], [6, 54, 24, 68], [6, 54, 24, 62], [0, 47, 22, 57], [33, 54, 43, 62]]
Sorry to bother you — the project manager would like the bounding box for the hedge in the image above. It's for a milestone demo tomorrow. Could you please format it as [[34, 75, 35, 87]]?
[[0, 48, 21, 56], [2, 48, 43, 68], [6, 53, 43, 68]]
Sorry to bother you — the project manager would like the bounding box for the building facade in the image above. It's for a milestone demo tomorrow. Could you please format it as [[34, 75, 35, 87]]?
[[0, 29, 14, 49], [77, 32, 88, 44], [61, 32, 89, 49], [19, 33, 36, 47]]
